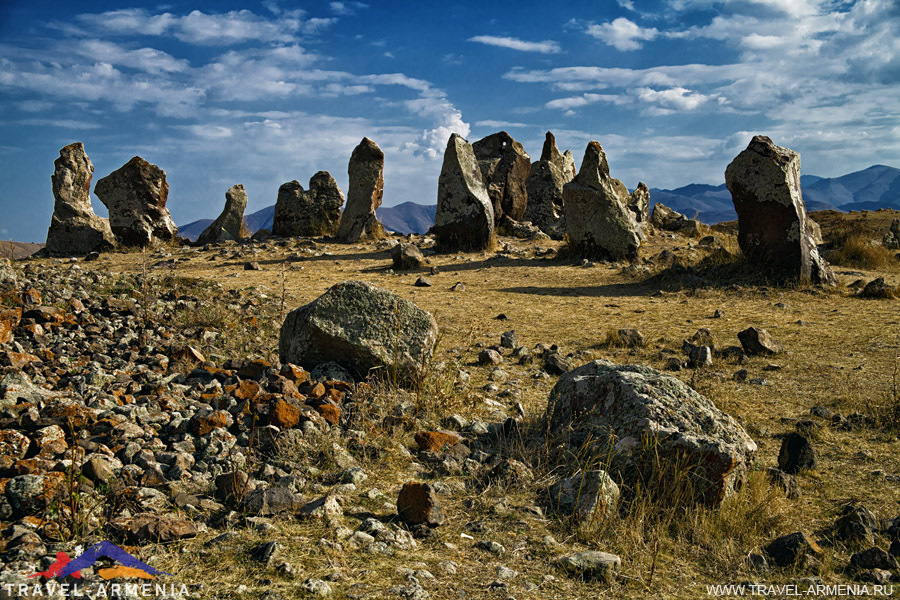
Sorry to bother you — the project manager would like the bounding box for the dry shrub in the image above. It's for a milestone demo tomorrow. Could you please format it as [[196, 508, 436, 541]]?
[[829, 234, 895, 269]]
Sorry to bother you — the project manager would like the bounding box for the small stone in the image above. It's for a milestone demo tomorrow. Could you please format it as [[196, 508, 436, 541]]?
[[738, 327, 783, 356], [555, 551, 621, 581], [764, 532, 823, 567], [475, 540, 505, 554], [244, 261, 261, 271], [414, 276, 432, 287], [778, 432, 816, 474], [478, 348, 503, 366], [301, 578, 333, 597], [397, 482, 443, 527]]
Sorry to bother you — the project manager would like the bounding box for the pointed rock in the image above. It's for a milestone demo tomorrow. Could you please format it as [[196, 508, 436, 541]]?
[[563, 142, 643, 260], [725, 135, 835, 285], [272, 172, 344, 237], [95, 156, 177, 247], [197, 184, 248, 244], [524, 132, 575, 234], [46, 143, 116, 255], [338, 137, 386, 242], [473, 131, 531, 223], [433, 134, 495, 251], [627, 182, 650, 224]]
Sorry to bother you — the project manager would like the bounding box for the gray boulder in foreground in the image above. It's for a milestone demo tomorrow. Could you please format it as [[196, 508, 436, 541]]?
[[46, 143, 116, 255], [563, 142, 643, 260], [545, 360, 757, 506], [197, 184, 248, 244], [725, 135, 835, 285], [433, 134, 495, 251], [279, 280, 438, 381]]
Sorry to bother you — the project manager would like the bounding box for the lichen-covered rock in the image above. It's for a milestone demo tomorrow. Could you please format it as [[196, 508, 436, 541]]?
[[545, 360, 757, 506], [46, 143, 116, 255], [197, 184, 248, 244], [391, 242, 426, 270], [94, 156, 176, 247], [650, 202, 701, 235], [279, 281, 438, 381], [524, 132, 575, 234], [473, 131, 531, 223], [272, 172, 344, 237], [546, 470, 619, 526], [338, 137, 386, 242], [433, 134, 495, 251], [725, 135, 835, 285], [563, 142, 643, 260], [627, 182, 650, 224]]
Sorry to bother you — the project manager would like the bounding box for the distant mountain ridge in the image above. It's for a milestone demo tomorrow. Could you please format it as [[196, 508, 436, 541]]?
[[178, 165, 899, 239]]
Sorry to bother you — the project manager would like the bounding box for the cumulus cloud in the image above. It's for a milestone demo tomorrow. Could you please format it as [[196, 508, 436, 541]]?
[[468, 35, 562, 54], [586, 18, 659, 50]]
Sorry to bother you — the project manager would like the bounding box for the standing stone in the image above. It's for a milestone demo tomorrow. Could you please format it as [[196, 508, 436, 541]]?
[[472, 131, 531, 223], [627, 182, 650, 224], [272, 172, 344, 238], [563, 142, 644, 261], [524, 132, 576, 234], [545, 360, 757, 506], [197, 184, 248, 245], [725, 135, 835, 285], [338, 137, 386, 242], [433, 134, 495, 251], [46, 143, 116, 255], [94, 156, 177, 247]]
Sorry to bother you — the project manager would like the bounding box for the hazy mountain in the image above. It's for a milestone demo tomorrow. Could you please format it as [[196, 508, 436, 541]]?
[[178, 166, 898, 238]]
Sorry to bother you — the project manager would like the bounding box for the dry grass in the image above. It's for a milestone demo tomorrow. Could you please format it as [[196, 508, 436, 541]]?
[[829, 234, 896, 270], [23, 211, 900, 599]]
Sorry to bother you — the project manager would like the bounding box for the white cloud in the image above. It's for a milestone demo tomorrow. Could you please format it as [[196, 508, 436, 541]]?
[[474, 120, 530, 129], [468, 35, 562, 54], [329, 2, 368, 16], [586, 18, 659, 51], [68, 8, 335, 46], [72, 39, 189, 73]]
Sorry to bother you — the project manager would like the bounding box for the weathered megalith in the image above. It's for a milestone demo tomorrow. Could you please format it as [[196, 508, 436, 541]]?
[[650, 202, 702, 236], [272, 172, 344, 238], [197, 184, 248, 245], [563, 142, 644, 260], [472, 131, 531, 223], [524, 132, 576, 234], [279, 281, 438, 381], [337, 138, 386, 242], [545, 360, 758, 506], [94, 156, 177, 247], [627, 182, 650, 224], [45, 143, 116, 255], [725, 135, 835, 285], [433, 134, 495, 251]]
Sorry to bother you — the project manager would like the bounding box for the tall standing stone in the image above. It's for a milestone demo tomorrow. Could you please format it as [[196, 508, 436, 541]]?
[[337, 138, 386, 242], [627, 182, 650, 224], [94, 156, 177, 247], [197, 184, 248, 245], [472, 131, 531, 223], [433, 134, 495, 251], [45, 143, 116, 255], [725, 136, 835, 285], [563, 142, 643, 261], [272, 172, 344, 238], [524, 132, 576, 234]]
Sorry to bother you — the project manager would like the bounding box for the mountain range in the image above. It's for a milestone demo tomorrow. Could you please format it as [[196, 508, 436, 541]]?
[[178, 165, 900, 240]]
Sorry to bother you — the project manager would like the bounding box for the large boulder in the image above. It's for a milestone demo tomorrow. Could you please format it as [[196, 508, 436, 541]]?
[[279, 281, 438, 381], [197, 184, 248, 244], [472, 131, 531, 223], [272, 172, 344, 238], [45, 143, 116, 255], [94, 156, 177, 247], [545, 360, 757, 506], [563, 142, 644, 260], [338, 137, 386, 242], [650, 202, 702, 235], [524, 132, 575, 234], [433, 134, 495, 251], [725, 135, 835, 285]]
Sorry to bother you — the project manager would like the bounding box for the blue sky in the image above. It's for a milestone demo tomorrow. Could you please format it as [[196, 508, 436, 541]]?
[[1, 0, 898, 241]]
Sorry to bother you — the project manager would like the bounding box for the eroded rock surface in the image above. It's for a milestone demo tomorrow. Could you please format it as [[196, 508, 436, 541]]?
[[473, 131, 531, 223], [197, 184, 248, 244], [433, 134, 495, 251], [273, 172, 344, 238], [338, 137, 386, 242], [524, 132, 575, 235]]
